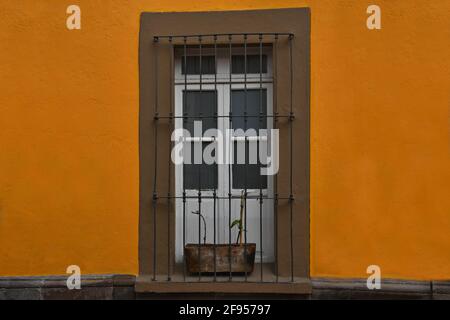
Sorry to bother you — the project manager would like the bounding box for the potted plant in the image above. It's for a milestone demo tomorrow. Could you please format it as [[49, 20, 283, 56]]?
[[184, 191, 256, 274]]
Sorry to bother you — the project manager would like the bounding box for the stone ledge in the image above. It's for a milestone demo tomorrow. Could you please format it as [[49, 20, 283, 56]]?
[[432, 281, 450, 294], [0, 274, 135, 289], [0, 275, 136, 300], [432, 281, 450, 299], [311, 277, 450, 300], [0, 275, 449, 299], [312, 278, 431, 293], [135, 276, 312, 294]]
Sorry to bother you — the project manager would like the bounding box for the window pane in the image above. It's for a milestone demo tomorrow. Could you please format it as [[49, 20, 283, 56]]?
[[231, 89, 267, 131], [232, 141, 267, 189], [184, 142, 217, 190], [183, 90, 217, 136], [182, 56, 215, 75], [232, 55, 267, 74], [231, 89, 268, 189]]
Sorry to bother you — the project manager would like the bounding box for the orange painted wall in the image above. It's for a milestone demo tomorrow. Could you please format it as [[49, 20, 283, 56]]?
[[0, 1, 448, 279]]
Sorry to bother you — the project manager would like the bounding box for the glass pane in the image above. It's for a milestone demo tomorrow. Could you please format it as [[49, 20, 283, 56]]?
[[231, 89, 268, 189], [231, 89, 267, 131], [182, 56, 215, 75], [232, 55, 267, 74], [183, 90, 217, 136], [184, 142, 217, 190], [232, 141, 267, 189]]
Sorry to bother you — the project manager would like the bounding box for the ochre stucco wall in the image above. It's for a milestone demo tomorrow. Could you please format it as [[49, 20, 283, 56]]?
[[0, 1, 448, 279]]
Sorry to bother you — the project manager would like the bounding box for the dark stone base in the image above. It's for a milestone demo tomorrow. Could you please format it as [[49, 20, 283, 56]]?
[[136, 293, 310, 300], [0, 275, 135, 300], [311, 278, 447, 300], [0, 275, 449, 300]]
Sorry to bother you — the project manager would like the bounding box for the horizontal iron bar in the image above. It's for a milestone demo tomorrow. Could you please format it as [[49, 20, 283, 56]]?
[[182, 136, 268, 142], [156, 114, 293, 119], [154, 33, 294, 40], [175, 81, 273, 85], [157, 195, 293, 200]]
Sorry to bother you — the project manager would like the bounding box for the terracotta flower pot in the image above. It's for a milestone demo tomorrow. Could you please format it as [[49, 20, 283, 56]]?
[[184, 243, 256, 274]]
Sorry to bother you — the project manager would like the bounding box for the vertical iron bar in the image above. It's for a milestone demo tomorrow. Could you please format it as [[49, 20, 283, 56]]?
[[167, 36, 174, 281], [289, 34, 294, 283], [213, 35, 218, 282], [243, 34, 248, 282], [274, 34, 279, 283], [228, 35, 233, 281], [197, 36, 202, 281], [182, 37, 187, 281], [258, 34, 263, 282], [152, 37, 159, 281]]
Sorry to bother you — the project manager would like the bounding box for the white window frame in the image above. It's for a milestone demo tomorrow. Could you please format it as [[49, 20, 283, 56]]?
[[174, 46, 275, 262]]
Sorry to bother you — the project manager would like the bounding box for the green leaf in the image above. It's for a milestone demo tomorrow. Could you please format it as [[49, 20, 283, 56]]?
[[230, 219, 241, 229]]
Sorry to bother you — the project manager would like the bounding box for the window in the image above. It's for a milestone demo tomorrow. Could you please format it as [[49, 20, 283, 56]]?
[[231, 89, 268, 189], [232, 54, 267, 74], [174, 45, 274, 267], [138, 9, 310, 294], [182, 90, 217, 189], [181, 56, 216, 75]]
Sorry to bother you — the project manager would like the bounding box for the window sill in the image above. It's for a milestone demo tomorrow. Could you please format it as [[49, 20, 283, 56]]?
[[135, 276, 311, 294]]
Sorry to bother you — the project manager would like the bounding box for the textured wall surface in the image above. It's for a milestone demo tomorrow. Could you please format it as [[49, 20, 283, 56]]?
[[0, 0, 448, 279]]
